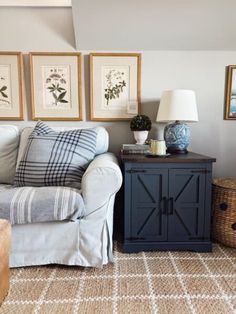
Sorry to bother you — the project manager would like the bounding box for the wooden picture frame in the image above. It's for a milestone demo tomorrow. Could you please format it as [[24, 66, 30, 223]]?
[[29, 52, 82, 121], [0, 51, 24, 120], [90, 53, 141, 121], [225, 65, 236, 120]]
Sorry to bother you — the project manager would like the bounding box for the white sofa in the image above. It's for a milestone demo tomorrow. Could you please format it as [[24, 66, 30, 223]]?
[[0, 125, 122, 268]]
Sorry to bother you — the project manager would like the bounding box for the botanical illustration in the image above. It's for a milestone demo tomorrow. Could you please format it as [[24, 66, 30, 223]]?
[[0, 65, 12, 109], [229, 69, 236, 117], [42, 65, 71, 109], [102, 66, 129, 109]]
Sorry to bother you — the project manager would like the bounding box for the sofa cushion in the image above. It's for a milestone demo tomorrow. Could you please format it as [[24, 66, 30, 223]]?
[[17, 125, 108, 168], [0, 125, 19, 184], [14, 121, 97, 189], [0, 186, 85, 224], [0, 184, 12, 192]]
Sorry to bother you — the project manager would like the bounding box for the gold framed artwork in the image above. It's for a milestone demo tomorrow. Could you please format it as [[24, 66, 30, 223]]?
[[90, 53, 141, 121], [0, 52, 24, 120], [29, 52, 82, 121], [225, 65, 236, 120]]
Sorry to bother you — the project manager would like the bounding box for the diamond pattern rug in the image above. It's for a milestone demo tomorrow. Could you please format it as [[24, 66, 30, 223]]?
[[0, 243, 235, 314]]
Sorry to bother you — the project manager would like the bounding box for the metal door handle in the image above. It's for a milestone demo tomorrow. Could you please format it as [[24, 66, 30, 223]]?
[[161, 197, 168, 215], [168, 197, 174, 215]]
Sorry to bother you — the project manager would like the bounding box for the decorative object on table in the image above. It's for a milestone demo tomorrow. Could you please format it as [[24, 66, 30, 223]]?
[[130, 114, 152, 144], [122, 143, 150, 155], [224, 65, 236, 120], [0, 219, 11, 304], [212, 178, 236, 248], [156, 90, 198, 154], [29, 52, 82, 121], [89, 53, 141, 121], [0, 52, 24, 120], [149, 139, 166, 156]]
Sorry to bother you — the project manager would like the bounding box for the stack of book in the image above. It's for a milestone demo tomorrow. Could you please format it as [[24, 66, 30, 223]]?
[[121, 144, 150, 155]]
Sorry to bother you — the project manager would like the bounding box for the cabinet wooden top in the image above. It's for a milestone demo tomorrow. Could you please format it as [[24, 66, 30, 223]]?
[[120, 151, 216, 163]]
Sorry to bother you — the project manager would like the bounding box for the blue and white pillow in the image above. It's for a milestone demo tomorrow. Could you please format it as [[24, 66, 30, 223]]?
[[14, 121, 97, 189]]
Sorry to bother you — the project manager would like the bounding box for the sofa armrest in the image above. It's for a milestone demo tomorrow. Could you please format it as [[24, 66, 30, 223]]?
[[81, 152, 122, 214]]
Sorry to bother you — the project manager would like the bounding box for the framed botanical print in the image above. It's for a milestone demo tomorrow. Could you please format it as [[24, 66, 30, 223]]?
[[225, 65, 236, 120], [29, 52, 82, 121], [90, 53, 141, 121], [0, 52, 24, 120]]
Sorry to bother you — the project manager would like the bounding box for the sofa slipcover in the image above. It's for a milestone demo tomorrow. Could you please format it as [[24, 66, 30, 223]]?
[[0, 125, 19, 184], [0, 125, 122, 268]]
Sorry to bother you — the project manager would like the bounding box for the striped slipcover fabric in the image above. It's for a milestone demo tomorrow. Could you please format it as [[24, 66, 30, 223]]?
[[0, 186, 84, 224], [14, 121, 97, 189]]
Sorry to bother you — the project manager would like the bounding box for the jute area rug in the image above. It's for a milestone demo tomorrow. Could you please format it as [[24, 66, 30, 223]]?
[[0, 243, 235, 314]]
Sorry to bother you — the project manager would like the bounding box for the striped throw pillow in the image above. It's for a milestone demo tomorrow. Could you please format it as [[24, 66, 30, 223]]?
[[14, 121, 97, 189]]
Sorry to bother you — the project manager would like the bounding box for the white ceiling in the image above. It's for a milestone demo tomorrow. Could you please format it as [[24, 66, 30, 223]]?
[[0, 0, 71, 6], [72, 0, 236, 50]]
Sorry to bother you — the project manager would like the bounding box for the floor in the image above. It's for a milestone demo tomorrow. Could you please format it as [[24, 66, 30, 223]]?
[[0, 242, 235, 314]]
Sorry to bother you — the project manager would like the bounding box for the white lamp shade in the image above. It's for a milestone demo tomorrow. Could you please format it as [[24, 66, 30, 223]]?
[[156, 89, 198, 122]]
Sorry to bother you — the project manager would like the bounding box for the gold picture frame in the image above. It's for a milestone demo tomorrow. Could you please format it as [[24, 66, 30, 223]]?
[[225, 65, 236, 120], [30, 52, 83, 121], [90, 53, 141, 121], [0, 51, 24, 120]]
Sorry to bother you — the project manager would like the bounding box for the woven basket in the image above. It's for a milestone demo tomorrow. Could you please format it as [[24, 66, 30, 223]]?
[[212, 178, 236, 248]]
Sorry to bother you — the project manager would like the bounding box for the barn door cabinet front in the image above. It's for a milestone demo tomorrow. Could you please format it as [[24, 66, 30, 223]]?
[[121, 152, 216, 253], [130, 169, 168, 242]]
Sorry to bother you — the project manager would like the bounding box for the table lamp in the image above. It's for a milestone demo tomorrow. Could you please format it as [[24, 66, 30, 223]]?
[[156, 90, 198, 154]]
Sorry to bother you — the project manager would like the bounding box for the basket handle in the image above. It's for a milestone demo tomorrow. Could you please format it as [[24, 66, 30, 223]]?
[[232, 223, 236, 231], [219, 203, 228, 211]]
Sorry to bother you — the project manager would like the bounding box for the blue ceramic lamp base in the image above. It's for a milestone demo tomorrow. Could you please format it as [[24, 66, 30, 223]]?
[[164, 121, 190, 154]]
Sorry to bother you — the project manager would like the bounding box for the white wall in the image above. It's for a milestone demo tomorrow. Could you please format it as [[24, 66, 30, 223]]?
[[0, 7, 235, 177], [72, 0, 236, 50]]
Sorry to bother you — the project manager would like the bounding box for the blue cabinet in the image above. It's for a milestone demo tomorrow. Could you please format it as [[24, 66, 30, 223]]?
[[130, 169, 168, 242], [168, 169, 206, 242], [121, 152, 216, 253]]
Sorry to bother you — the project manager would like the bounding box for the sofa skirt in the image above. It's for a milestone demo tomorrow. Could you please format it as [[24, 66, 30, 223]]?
[[10, 196, 115, 268]]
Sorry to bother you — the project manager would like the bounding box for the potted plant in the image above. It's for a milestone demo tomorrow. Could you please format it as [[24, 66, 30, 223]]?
[[130, 114, 152, 144]]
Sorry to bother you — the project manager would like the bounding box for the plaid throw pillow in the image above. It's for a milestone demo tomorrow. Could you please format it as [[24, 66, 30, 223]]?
[[14, 121, 97, 189]]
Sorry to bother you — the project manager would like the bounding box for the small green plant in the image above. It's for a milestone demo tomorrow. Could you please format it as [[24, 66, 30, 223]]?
[[130, 115, 152, 131]]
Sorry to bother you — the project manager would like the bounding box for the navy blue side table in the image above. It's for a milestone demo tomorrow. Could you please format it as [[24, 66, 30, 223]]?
[[120, 152, 216, 253]]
